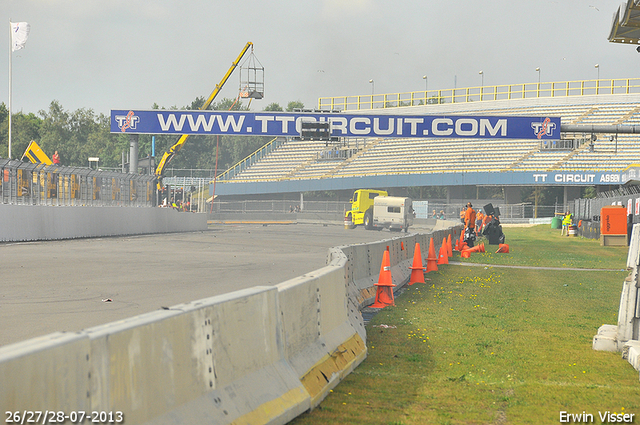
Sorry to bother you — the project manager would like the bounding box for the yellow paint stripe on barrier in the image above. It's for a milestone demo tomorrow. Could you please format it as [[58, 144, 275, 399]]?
[[358, 287, 378, 306], [299, 333, 367, 407], [231, 386, 310, 425]]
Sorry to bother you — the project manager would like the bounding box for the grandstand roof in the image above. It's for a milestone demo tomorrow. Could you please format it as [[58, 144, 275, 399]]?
[[609, 0, 640, 44]]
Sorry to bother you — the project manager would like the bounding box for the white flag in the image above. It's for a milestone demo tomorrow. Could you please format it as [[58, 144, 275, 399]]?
[[10, 22, 30, 52]]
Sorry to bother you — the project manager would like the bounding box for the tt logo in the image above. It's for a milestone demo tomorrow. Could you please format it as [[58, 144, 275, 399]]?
[[531, 118, 556, 139], [115, 111, 139, 132]]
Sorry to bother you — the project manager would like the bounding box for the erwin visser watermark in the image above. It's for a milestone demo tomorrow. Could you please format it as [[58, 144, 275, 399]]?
[[559, 410, 635, 423]]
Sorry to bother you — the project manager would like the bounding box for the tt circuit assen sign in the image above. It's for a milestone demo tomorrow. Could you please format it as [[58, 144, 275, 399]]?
[[532, 172, 621, 185], [111, 110, 560, 140]]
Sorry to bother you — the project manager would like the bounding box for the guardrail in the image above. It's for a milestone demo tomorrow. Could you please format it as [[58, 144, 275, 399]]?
[[216, 137, 284, 182], [0, 224, 460, 424], [0, 159, 156, 207], [207, 199, 562, 221], [163, 176, 209, 189], [318, 78, 640, 111]]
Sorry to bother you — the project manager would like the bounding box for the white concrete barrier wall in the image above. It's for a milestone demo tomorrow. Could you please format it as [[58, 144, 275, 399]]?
[[0, 332, 91, 414], [593, 223, 640, 380], [0, 225, 461, 425], [0, 204, 207, 241]]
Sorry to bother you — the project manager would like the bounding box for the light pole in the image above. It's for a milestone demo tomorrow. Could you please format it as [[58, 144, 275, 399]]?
[[369, 79, 374, 108], [423, 75, 428, 103], [536, 67, 541, 97], [595, 63, 599, 80], [595, 64, 600, 94], [479, 70, 484, 100]]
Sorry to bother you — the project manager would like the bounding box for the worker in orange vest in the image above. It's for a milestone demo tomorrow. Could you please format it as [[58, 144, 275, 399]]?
[[483, 212, 492, 228], [476, 210, 485, 234], [464, 202, 477, 247]]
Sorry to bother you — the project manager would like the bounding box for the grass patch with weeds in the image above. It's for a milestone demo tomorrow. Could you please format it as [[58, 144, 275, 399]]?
[[290, 226, 638, 425]]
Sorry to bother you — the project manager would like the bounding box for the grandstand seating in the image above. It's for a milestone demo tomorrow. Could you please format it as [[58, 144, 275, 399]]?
[[219, 95, 640, 183]]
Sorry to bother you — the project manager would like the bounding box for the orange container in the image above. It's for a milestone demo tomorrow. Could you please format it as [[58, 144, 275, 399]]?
[[600, 206, 627, 235]]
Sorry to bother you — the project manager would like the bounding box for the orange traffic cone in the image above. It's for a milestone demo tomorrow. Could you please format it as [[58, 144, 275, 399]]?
[[401, 241, 405, 251], [496, 244, 509, 253], [437, 241, 449, 265], [463, 243, 485, 254], [454, 231, 464, 251], [408, 243, 426, 285], [447, 234, 453, 257], [426, 237, 438, 272], [460, 250, 471, 258], [370, 248, 395, 308]]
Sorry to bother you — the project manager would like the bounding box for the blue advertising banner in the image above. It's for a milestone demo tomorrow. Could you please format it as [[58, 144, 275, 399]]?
[[211, 170, 629, 196], [111, 110, 561, 140]]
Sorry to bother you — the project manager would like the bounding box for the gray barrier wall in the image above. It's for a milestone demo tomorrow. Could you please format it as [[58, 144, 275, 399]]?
[[0, 224, 462, 425], [0, 204, 207, 241]]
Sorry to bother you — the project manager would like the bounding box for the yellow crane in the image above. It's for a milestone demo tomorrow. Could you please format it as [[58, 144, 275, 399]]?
[[155, 42, 255, 190]]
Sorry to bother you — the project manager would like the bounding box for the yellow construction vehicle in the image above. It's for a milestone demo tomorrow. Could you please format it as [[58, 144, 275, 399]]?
[[154, 42, 260, 190], [345, 189, 413, 232], [21, 140, 53, 165]]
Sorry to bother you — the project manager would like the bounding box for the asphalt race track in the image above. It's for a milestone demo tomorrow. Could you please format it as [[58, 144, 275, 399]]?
[[0, 224, 395, 347]]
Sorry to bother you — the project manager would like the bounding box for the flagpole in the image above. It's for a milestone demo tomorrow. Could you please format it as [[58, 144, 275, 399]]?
[[8, 19, 12, 159]]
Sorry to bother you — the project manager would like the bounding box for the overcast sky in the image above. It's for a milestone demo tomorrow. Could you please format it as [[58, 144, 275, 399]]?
[[2, 0, 638, 116]]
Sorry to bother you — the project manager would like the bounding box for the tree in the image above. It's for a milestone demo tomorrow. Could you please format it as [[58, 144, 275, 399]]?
[[187, 96, 206, 110], [286, 101, 304, 112], [37, 101, 72, 164], [11, 112, 42, 159], [0, 103, 8, 157], [521, 186, 563, 206], [406, 186, 448, 200], [35, 101, 127, 167], [263, 102, 283, 111], [582, 186, 596, 199], [213, 97, 246, 111]]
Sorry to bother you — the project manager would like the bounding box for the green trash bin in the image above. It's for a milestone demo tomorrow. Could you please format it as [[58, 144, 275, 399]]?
[[551, 216, 562, 229]]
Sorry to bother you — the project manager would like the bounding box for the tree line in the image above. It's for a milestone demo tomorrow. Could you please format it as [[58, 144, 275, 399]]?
[[0, 99, 304, 174]]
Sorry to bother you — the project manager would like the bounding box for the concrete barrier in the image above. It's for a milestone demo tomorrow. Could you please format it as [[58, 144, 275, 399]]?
[[0, 224, 461, 424], [0, 204, 207, 241], [87, 287, 308, 425], [0, 332, 91, 414], [593, 224, 640, 380]]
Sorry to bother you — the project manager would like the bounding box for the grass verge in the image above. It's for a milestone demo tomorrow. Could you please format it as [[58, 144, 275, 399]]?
[[290, 226, 639, 425]]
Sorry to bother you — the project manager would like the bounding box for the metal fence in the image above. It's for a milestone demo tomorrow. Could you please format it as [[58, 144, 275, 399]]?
[[209, 199, 352, 214], [572, 185, 640, 224], [425, 202, 561, 222], [318, 78, 640, 110], [0, 159, 156, 207], [208, 199, 563, 221]]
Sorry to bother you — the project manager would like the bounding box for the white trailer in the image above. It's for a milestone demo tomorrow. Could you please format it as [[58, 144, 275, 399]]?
[[372, 196, 414, 232]]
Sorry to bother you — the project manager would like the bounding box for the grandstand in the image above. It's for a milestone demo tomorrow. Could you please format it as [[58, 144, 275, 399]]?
[[212, 78, 640, 201]]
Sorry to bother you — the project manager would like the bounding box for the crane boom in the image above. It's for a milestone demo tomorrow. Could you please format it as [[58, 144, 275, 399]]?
[[155, 42, 254, 189]]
